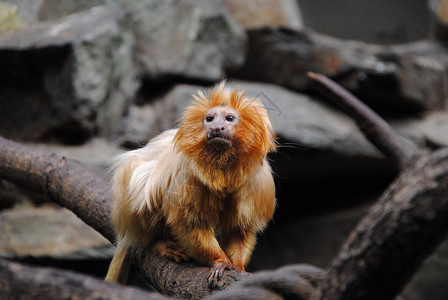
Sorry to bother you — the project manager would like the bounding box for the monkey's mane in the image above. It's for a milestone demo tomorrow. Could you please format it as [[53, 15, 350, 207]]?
[[173, 83, 276, 191]]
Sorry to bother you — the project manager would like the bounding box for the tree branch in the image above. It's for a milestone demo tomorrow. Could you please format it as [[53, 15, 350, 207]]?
[[312, 148, 448, 300], [0, 137, 115, 241], [2, 72, 448, 300], [0, 136, 247, 298], [307, 72, 420, 169], [0, 258, 165, 300], [307, 73, 448, 300]]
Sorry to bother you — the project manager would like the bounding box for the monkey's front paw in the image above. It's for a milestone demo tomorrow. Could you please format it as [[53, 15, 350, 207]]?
[[207, 261, 231, 289], [164, 246, 190, 262], [154, 240, 190, 262]]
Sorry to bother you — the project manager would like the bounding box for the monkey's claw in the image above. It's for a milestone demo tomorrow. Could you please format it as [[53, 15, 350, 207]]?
[[155, 240, 190, 262], [207, 262, 231, 289], [164, 247, 189, 262]]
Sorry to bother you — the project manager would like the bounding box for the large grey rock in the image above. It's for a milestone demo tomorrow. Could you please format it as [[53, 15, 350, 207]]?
[[223, 0, 303, 30], [37, 0, 107, 21], [234, 28, 448, 112], [297, 0, 430, 44], [121, 82, 380, 157], [0, 207, 112, 259], [0, 0, 43, 25], [0, 2, 24, 34], [116, 99, 177, 148], [235, 81, 380, 157], [0, 6, 138, 142], [122, 81, 448, 160], [121, 0, 247, 80], [172, 82, 380, 157], [127, 81, 448, 158], [389, 112, 448, 150], [1, 0, 106, 24], [127, 81, 448, 157], [33, 137, 126, 179]]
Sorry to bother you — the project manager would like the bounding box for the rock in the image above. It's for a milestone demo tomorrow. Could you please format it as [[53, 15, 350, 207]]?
[[125, 81, 448, 159], [421, 112, 448, 147], [37, 0, 107, 21], [0, 6, 138, 143], [237, 81, 382, 157], [429, 0, 448, 41], [297, 0, 430, 44], [0, 0, 44, 24], [0, 2, 24, 34], [116, 98, 177, 148], [162, 82, 379, 157], [0, 0, 105, 25], [33, 138, 126, 179], [391, 111, 448, 149], [234, 28, 448, 112], [116, 104, 160, 148], [223, 0, 303, 30], [121, 0, 247, 81], [116, 83, 204, 148], [0, 207, 113, 259]]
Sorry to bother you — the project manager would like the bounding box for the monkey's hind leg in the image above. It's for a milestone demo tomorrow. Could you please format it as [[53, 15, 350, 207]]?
[[105, 244, 132, 284], [153, 240, 190, 262]]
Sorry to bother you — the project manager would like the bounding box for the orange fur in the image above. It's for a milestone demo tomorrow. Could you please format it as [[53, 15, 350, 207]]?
[[105, 83, 277, 286]]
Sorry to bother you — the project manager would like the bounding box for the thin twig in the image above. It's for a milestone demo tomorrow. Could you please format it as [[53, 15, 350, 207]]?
[[307, 72, 420, 169]]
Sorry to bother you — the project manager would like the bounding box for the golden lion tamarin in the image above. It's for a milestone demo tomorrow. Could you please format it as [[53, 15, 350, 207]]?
[[105, 83, 277, 287]]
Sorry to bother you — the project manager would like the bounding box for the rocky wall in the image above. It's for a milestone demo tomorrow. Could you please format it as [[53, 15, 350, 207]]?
[[1, 1, 448, 299]]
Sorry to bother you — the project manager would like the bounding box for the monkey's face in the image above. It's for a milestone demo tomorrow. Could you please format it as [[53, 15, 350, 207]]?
[[204, 106, 239, 149]]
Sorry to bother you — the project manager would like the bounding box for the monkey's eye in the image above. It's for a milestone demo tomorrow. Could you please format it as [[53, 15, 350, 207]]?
[[225, 115, 235, 122], [205, 116, 214, 122]]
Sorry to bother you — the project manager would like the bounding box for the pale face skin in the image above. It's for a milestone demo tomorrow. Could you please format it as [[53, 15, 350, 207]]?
[[203, 106, 239, 147]]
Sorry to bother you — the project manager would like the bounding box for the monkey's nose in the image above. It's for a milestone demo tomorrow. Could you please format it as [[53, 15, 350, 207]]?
[[211, 127, 224, 133]]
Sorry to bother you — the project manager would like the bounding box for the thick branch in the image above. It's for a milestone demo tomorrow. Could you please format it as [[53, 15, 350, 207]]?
[[0, 136, 247, 298], [136, 247, 249, 299], [0, 258, 165, 300], [307, 73, 448, 299], [307, 72, 420, 169], [0, 137, 115, 241], [312, 149, 448, 299]]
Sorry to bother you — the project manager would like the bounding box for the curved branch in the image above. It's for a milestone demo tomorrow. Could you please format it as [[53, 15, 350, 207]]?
[[306, 73, 448, 299], [0, 137, 115, 240], [312, 149, 448, 299], [0, 136, 247, 298], [0, 258, 165, 300], [307, 72, 420, 169]]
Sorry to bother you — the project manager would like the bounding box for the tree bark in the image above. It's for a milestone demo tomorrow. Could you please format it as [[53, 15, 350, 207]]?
[[312, 149, 448, 299], [308, 73, 448, 300], [0, 257, 165, 300], [0, 136, 248, 298], [136, 247, 249, 299], [0, 137, 115, 242]]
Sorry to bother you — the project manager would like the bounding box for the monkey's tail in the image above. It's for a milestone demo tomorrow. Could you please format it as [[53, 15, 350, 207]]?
[[105, 244, 132, 284]]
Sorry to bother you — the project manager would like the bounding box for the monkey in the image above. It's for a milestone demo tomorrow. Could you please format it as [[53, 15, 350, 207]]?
[[105, 82, 277, 287]]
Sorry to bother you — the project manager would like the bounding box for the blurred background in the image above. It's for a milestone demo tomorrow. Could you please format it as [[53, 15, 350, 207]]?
[[0, 1, 447, 299]]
